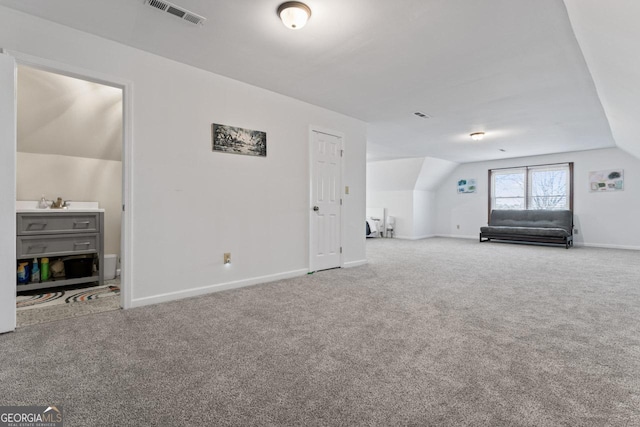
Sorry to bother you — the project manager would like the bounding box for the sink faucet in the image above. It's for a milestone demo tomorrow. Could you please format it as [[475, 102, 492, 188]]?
[[51, 197, 70, 209]]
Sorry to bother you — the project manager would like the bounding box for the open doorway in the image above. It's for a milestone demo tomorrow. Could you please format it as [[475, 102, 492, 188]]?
[[15, 65, 124, 327]]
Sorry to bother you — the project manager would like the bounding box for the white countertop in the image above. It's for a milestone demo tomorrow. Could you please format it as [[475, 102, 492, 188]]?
[[16, 208, 105, 213], [16, 200, 105, 213]]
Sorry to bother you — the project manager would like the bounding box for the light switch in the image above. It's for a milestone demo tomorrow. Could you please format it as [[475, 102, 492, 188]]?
[[345, 186, 350, 194]]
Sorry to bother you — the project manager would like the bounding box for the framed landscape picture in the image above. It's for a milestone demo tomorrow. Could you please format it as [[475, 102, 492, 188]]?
[[211, 123, 267, 157]]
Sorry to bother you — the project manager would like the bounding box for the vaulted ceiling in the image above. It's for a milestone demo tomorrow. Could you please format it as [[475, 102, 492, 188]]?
[[17, 66, 123, 162], [1, 0, 637, 163], [562, 0, 640, 162]]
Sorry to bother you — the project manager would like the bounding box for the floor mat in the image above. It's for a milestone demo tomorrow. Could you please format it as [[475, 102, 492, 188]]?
[[16, 297, 121, 327], [16, 281, 121, 327], [17, 283, 120, 310]]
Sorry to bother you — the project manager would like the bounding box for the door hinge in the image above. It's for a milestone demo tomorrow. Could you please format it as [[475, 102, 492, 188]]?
[[341, 150, 344, 157], [340, 247, 343, 254], [122, 204, 125, 212], [340, 198, 343, 205]]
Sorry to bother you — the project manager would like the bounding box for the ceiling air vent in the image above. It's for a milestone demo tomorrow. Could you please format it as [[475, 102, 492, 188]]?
[[145, 0, 206, 26]]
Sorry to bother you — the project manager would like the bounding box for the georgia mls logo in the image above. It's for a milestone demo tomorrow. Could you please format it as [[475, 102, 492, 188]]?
[[0, 405, 63, 427], [44, 406, 62, 418]]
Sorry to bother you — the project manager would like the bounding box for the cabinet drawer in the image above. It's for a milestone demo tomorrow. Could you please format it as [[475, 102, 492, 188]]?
[[17, 213, 99, 235], [17, 233, 98, 258]]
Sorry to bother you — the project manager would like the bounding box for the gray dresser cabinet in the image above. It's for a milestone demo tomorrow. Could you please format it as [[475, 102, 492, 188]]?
[[16, 211, 104, 291]]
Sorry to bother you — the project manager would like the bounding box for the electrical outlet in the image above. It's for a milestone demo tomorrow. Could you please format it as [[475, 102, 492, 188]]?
[[345, 186, 350, 195], [224, 253, 231, 264]]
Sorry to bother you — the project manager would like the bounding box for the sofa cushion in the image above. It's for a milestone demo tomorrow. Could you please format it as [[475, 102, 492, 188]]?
[[489, 209, 572, 233], [480, 225, 571, 238]]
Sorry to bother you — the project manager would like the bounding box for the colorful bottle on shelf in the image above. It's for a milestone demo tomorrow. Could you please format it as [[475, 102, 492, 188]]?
[[31, 258, 40, 283], [41, 258, 50, 281], [17, 262, 30, 284]]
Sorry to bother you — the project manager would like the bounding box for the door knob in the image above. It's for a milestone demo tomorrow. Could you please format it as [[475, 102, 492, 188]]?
[[313, 206, 319, 211]]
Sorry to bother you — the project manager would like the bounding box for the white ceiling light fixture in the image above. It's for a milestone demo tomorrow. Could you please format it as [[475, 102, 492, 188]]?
[[277, 2, 312, 30], [470, 132, 485, 141]]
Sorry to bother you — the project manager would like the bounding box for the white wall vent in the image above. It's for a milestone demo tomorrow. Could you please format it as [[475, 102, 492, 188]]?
[[145, 0, 206, 26]]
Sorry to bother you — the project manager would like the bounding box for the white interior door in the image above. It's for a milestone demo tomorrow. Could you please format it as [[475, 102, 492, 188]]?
[[0, 52, 17, 333], [310, 130, 342, 272]]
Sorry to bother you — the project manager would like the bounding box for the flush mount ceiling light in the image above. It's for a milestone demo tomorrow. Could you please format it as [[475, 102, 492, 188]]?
[[277, 2, 312, 30], [470, 132, 485, 141]]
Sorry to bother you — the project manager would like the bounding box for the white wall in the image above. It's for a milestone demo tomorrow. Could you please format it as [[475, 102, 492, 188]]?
[[367, 190, 414, 238], [367, 156, 457, 239], [365, 190, 436, 239], [0, 7, 367, 307], [367, 158, 420, 238], [435, 147, 640, 249], [0, 53, 17, 333], [16, 153, 122, 256], [413, 190, 436, 239]]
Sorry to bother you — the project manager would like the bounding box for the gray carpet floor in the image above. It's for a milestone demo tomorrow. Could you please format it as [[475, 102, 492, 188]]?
[[0, 238, 639, 426]]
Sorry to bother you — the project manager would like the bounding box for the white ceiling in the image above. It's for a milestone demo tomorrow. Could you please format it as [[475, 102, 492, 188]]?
[[1, 0, 631, 163], [563, 0, 640, 161], [17, 65, 123, 161]]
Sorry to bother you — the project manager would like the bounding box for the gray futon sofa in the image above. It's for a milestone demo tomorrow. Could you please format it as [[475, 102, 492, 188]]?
[[480, 209, 574, 249]]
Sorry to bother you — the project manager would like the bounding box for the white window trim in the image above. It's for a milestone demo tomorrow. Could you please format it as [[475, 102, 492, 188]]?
[[488, 162, 574, 218]]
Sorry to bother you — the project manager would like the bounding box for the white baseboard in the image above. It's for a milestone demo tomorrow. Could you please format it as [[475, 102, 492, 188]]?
[[434, 235, 640, 250], [577, 242, 640, 251], [414, 234, 436, 240], [393, 234, 436, 240], [344, 259, 367, 268], [434, 234, 478, 240], [130, 268, 308, 309]]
